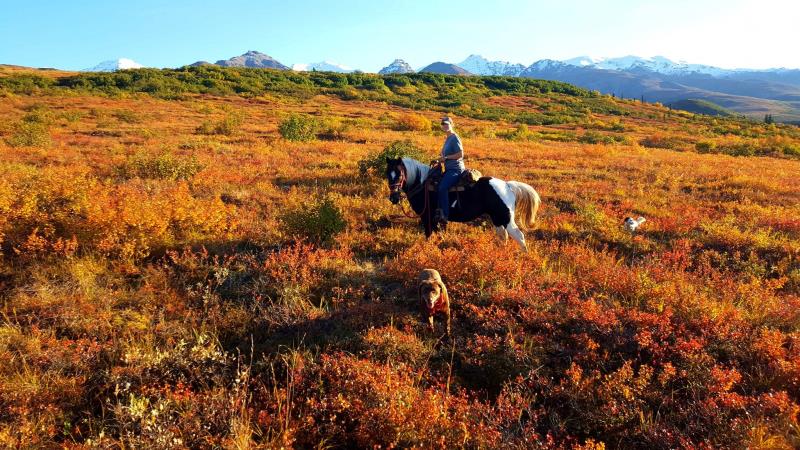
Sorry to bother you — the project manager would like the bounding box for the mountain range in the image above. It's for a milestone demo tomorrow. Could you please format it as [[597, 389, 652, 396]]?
[[510, 56, 800, 123], [80, 51, 800, 122]]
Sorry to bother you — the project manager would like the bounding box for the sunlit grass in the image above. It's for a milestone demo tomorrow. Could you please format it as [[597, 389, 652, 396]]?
[[0, 78, 799, 448]]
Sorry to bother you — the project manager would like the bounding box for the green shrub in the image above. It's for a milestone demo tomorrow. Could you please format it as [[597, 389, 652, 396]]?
[[281, 195, 346, 245], [6, 121, 51, 147], [59, 110, 85, 122], [115, 152, 204, 180], [112, 109, 143, 124], [782, 143, 800, 158], [0, 74, 54, 94], [724, 143, 757, 157], [316, 117, 354, 141], [534, 130, 577, 142], [278, 114, 317, 142], [695, 140, 717, 153], [357, 140, 428, 177], [22, 105, 54, 125], [579, 131, 615, 145], [609, 120, 626, 132], [196, 112, 243, 136], [497, 124, 533, 141], [640, 134, 686, 150]]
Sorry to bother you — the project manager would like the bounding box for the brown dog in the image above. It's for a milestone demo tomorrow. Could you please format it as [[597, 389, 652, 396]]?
[[417, 269, 451, 334]]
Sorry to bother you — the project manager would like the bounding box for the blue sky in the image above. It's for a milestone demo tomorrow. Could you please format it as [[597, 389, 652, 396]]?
[[2, 0, 798, 71]]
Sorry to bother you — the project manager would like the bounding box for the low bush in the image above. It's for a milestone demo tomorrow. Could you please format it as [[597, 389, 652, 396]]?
[[579, 131, 616, 145], [357, 140, 428, 177], [782, 142, 800, 158], [640, 133, 687, 150], [6, 121, 51, 147], [280, 195, 346, 245], [112, 109, 143, 124], [196, 112, 243, 136], [22, 105, 55, 125], [278, 113, 317, 142], [115, 152, 204, 180], [497, 124, 533, 141], [392, 113, 432, 132], [696, 140, 717, 153]]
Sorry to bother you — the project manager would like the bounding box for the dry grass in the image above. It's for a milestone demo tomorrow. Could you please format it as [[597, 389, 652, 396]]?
[[1, 78, 799, 448]]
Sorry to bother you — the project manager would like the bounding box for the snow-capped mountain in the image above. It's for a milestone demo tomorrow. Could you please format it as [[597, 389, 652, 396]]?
[[521, 59, 570, 74], [518, 55, 800, 123], [562, 56, 603, 67], [292, 61, 355, 73], [457, 55, 525, 76], [378, 59, 415, 74], [453, 54, 766, 78], [84, 58, 144, 72], [561, 55, 730, 77]]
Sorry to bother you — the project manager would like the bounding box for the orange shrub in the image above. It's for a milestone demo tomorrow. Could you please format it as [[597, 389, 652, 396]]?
[[393, 112, 432, 132]]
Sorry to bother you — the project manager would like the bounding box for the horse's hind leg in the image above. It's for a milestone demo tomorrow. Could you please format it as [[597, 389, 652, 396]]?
[[506, 216, 528, 252], [494, 226, 508, 243]]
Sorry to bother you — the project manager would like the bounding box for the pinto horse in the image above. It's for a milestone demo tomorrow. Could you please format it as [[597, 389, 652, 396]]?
[[386, 157, 540, 251]]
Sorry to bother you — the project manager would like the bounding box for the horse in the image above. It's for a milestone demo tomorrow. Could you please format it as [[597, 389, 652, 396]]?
[[386, 157, 540, 251]]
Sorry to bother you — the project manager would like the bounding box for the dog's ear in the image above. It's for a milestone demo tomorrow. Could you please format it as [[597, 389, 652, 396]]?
[[438, 280, 449, 306], [418, 282, 425, 300]]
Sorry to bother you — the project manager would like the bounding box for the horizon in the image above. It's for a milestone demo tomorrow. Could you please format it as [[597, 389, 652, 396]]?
[[2, 0, 799, 72]]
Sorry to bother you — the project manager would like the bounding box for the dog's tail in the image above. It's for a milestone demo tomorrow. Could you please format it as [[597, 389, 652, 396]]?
[[507, 181, 540, 230]]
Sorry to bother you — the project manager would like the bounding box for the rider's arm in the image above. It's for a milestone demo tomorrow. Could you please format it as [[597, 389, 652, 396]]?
[[440, 136, 464, 162], [440, 151, 463, 162]]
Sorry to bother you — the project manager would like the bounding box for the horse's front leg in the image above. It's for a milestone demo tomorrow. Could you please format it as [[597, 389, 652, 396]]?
[[423, 216, 432, 237]]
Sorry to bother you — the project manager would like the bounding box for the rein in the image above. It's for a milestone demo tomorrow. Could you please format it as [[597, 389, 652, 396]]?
[[389, 161, 434, 228]]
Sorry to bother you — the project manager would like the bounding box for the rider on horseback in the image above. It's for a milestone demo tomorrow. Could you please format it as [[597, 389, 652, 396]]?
[[434, 116, 464, 226]]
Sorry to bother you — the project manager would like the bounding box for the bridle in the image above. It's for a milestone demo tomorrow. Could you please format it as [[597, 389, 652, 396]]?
[[388, 161, 434, 222], [388, 162, 408, 195]]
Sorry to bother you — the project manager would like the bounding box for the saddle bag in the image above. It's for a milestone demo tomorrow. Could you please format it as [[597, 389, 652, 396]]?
[[427, 168, 483, 192], [459, 168, 482, 186]]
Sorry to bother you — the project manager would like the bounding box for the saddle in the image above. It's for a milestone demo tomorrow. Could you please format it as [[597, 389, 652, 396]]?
[[426, 168, 483, 192]]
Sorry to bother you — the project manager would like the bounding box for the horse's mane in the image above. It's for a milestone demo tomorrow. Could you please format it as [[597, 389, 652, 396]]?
[[401, 157, 430, 188]]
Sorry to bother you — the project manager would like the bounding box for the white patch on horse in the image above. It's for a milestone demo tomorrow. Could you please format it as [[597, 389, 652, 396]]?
[[400, 157, 430, 186], [488, 178, 516, 213], [390, 170, 397, 181], [488, 178, 527, 251]]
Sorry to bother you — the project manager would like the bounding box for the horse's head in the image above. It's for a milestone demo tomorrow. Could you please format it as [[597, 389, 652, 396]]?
[[386, 157, 405, 204]]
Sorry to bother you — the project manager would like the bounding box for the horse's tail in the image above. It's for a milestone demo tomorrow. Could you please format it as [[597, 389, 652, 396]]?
[[507, 181, 540, 230]]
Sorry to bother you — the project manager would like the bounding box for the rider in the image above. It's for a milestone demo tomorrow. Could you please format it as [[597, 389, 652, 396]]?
[[434, 116, 464, 225]]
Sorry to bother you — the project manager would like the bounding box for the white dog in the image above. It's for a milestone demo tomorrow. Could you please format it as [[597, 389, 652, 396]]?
[[624, 216, 646, 233]]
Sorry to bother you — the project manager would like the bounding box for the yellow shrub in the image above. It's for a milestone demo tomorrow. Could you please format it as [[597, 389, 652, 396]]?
[[393, 113, 431, 132]]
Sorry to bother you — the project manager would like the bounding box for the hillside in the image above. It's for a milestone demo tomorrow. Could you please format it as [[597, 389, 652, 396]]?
[[668, 99, 738, 117], [519, 60, 800, 123], [1, 66, 800, 448]]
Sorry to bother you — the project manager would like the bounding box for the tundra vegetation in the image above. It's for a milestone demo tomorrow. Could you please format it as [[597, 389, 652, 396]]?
[[1, 65, 799, 448]]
